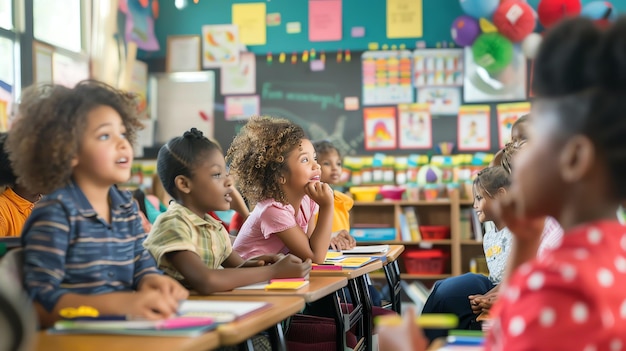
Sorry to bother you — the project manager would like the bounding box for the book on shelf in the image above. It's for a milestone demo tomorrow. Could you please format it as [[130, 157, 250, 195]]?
[[470, 209, 484, 241], [398, 213, 412, 241], [403, 206, 422, 241]]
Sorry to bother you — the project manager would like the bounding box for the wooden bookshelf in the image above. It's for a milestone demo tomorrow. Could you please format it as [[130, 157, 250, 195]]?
[[351, 190, 483, 281]]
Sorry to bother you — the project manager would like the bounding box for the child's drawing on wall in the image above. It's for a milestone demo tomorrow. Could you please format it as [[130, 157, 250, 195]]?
[[399, 103, 432, 149]]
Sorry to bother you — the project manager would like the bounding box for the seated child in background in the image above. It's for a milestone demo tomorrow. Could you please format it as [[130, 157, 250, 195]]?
[[143, 128, 311, 294], [421, 166, 513, 341], [228, 116, 335, 264], [312, 140, 356, 251], [0, 132, 41, 236], [5, 81, 188, 328]]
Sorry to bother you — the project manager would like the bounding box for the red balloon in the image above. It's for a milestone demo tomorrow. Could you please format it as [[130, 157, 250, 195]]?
[[537, 0, 582, 28]]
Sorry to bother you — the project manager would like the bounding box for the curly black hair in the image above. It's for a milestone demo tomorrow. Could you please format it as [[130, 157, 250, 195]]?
[[532, 17, 626, 198], [157, 127, 222, 200], [226, 116, 307, 205], [0, 132, 17, 186], [5, 80, 142, 194]]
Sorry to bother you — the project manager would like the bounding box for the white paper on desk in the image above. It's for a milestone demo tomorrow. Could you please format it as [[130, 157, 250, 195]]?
[[233, 282, 269, 290], [341, 245, 390, 254], [177, 300, 268, 322]]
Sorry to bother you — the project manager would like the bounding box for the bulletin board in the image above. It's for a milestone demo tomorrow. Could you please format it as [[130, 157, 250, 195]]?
[[209, 52, 504, 156]]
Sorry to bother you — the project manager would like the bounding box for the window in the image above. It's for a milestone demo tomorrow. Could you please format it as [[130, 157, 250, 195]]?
[[34, 0, 82, 52], [0, 36, 13, 85], [0, 0, 11, 30]]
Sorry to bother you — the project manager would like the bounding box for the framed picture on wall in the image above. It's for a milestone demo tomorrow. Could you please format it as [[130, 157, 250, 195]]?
[[398, 103, 432, 149], [497, 102, 531, 148], [457, 105, 491, 151], [166, 35, 201, 72], [363, 106, 397, 150]]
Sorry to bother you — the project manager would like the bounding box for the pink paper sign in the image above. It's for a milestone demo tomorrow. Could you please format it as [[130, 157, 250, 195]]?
[[308, 0, 342, 42]]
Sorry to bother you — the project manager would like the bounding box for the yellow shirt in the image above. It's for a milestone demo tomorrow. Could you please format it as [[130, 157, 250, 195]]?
[[331, 191, 354, 232], [0, 187, 35, 236]]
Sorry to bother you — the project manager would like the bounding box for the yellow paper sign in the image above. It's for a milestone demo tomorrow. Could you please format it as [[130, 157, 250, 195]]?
[[232, 3, 267, 45], [386, 0, 423, 39]]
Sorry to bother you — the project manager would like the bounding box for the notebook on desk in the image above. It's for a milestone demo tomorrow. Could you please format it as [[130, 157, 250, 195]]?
[[340, 244, 390, 254]]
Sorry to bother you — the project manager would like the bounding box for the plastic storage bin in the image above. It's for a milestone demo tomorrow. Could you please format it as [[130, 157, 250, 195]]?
[[419, 225, 451, 240], [403, 250, 447, 275], [349, 186, 380, 201], [350, 227, 397, 242]]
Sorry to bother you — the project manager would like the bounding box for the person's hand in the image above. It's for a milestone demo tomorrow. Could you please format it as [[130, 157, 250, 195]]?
[[125, 289, 181, 320], [491, 193, 546, 242], [330, 230, 357, 251], [305, 181, 334, 207], [240, 254, 284, 267], [376, 307, 428, 351], [138, 274, 189, 301], [272, 254, 312, 278], [469, 291, 499, 314]]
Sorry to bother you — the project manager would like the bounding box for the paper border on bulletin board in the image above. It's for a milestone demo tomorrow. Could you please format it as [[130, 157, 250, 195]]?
[[413, 49, 463, 87], [225, 95, 260, 121], [202, 25, 240, 68], [221, 52, 256, 95], [398, 103, 432, 149], [363, 107, 397, 150], [386, 0, 422, 38], [417, 87, 461, 115], [308, 0, 342, 42], [497, 102, 530, 148], [166, 35, 201, 72], [232, 2, 267, 45], [457, 105, 491, 151], [362, 51, 413, 106]]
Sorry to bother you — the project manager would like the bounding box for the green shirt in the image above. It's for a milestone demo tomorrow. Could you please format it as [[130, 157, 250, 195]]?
[[144, 202, 232, 283]]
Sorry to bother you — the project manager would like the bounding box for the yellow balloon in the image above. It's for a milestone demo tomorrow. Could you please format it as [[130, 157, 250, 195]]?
[[479, 18, 498, 33]]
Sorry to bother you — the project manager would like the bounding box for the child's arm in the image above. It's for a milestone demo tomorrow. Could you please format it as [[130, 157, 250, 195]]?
[[229, 186, 249, 220], [275, 182, 334, 263], [165, 251, 311, 294]]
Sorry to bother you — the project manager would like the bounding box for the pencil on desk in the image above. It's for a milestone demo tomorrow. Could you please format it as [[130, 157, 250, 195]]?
[[374, 313, 459, 329]]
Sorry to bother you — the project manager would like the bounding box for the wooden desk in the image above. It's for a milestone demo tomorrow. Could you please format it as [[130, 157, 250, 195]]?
[[189, 295, 304, 350], [311, 260, 384, 351], [212, 276, 347, 303], [35, 330, 220, 351], [383, 245, 404, 313]]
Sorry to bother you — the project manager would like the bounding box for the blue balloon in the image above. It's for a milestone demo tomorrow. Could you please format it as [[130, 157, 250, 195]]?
[[459, 0, 500, 19], [581, 1, 618, 22]]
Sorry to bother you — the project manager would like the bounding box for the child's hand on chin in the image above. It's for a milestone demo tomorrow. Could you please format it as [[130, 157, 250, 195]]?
[[304, 181, 334, 207]]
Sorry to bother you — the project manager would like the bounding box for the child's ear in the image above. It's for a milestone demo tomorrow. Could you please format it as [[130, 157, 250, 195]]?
[[496, 187, 508, 197], [174, 175, 191, 194], [559, 135, 595, 183]]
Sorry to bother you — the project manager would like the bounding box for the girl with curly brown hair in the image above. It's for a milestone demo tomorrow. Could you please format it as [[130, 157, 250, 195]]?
[[5, 81, 187, 328], [228, 116, 334, 264]]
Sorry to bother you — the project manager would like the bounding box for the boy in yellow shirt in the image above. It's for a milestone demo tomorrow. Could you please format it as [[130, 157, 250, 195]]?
[[0, 132, 41, 236]]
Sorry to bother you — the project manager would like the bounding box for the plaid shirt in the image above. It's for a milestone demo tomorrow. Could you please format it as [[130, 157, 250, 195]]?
[[144, 202, 232, 283], [22, 181, 160, 311]]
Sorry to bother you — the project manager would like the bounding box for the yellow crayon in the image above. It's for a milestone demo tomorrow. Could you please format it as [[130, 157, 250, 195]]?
[[375, 313, 459, 329]]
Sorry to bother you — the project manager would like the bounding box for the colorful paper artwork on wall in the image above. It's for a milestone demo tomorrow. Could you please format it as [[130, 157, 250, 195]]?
[[398, 103, 432, 149], [308, 0, 342, 42], [119, 0, 160, 51], [225, 95, 260, 121], [416, 87, 461, 115], [221, 52, 256, 95], [202, 25, 240, 68], [457, 105, 491, 151], [232, 3, 267, 45], [496, 102, 531, 148], [362, 51, 413, 106], [363, 107, 397, 150], [413, 49, 464, 87]]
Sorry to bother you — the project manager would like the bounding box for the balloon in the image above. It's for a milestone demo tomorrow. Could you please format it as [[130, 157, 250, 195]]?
[[451, 15, 481, 47], [521, 33, 543, 59], [459, 0, 500, 19]]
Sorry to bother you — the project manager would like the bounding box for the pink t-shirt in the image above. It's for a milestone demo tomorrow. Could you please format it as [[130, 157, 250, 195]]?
[[233, 196, 319, 260], [486, 220, 626, 351]]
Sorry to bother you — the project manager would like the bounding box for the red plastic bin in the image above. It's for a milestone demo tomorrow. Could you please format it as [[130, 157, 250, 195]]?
[[404, 250, 447, 275], [420, 225, 451, 240]]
